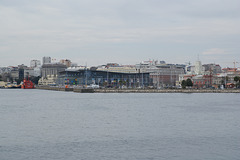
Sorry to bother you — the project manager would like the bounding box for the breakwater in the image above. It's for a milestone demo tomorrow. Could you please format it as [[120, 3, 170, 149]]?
[[36, 86, 240, 93]]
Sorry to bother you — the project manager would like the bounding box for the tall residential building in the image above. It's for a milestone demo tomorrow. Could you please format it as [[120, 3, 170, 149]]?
[[42, 57, 51, 64], [34, 67, 41, 77], [30, 60, 41, 68], [194, 61, 203, 75]]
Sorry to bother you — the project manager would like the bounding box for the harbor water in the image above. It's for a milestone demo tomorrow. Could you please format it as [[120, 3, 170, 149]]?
[[0, 89, 240, 160]]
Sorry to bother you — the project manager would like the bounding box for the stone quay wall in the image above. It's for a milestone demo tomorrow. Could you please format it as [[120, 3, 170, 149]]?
[[36, 86, 240, 93]]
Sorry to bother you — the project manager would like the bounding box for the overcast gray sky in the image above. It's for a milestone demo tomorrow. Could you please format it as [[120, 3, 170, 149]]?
[[0, 0, 240, 67]]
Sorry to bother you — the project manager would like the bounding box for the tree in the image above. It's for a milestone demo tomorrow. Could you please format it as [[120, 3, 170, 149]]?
[[30, 76, 41, 85], [234, 76, 240, 83], [234, 76, 240, 88], [0, 75, 2, 81], [119, 80, 123, 88], [186, 78, 193, 87], [221, 79, 225, 85], [181, 80, 187, 89]]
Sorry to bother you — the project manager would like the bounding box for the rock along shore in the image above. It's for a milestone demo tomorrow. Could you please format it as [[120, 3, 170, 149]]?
[[35, 86, 240, 93]]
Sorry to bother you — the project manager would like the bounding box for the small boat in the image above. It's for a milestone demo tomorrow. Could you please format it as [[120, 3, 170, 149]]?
[[21, 78, 35, 89]]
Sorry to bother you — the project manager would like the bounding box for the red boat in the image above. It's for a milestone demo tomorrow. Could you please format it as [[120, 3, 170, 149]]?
[[21, 79, 35, 89]]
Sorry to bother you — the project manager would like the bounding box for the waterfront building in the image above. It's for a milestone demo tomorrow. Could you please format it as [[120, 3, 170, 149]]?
[[179, 63, 231, 89], [0, 67, 12, 74], [24, 68, 34, 78], [212, 73, 228, 88], [2, 65, 26, 82], [136, 60, 185, 88], [14, 65, 26, 81], [203, 64, 222, 75], [192, 75, 213, 89], [178, 60, 225, 89], [10, 67, 20, 81], [57, 67, 151, 88], [149, 65, 185, 88], [2, 65, 41, 82], [184, 62, 221, 76], [38, 75, 58, 86], [41, 63, 67, 78], [222, 68, 240, 86]]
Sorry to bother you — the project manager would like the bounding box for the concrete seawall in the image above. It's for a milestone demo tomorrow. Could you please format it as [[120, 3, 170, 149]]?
[[73, 88, 94, 93], [36, 86, 73, 91], [36, 86, 94, 93], [36, 86, 240, 93], [94, 89, 240, 93]]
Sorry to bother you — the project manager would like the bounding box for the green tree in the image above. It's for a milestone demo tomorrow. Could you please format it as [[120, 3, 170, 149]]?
[[234, 76, 240, 88], [181, 80, 187, 89], [0, 75, 2, 81], [186, 78, 193, 87], [30, 76, 41, 85], [221, 79, 225, 85], [234, 76, 240, 83], [119, 80, 123, 87]]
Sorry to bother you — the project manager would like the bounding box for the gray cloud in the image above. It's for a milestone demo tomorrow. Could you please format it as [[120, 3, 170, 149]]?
[[202, 48, 227, 55], [0, 0, 240, 67]]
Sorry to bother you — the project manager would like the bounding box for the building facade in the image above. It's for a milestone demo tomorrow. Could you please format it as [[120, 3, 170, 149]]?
[[136, 61, 185, 88], [41, 63, 67, 78], [57, 68, 151, 88]]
